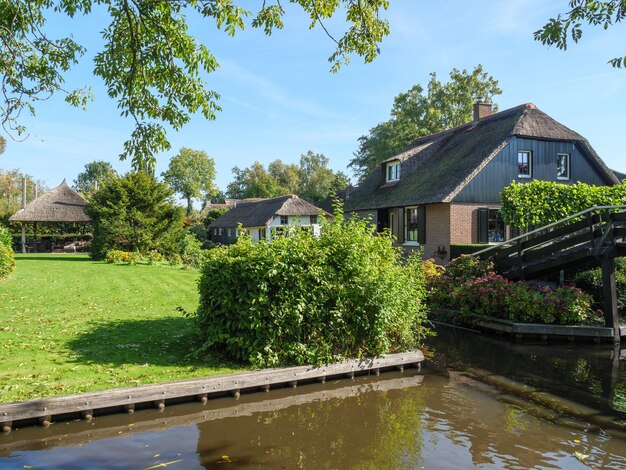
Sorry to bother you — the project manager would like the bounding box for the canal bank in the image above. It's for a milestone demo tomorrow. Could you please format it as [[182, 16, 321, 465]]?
[[2, 325, 626, 469]]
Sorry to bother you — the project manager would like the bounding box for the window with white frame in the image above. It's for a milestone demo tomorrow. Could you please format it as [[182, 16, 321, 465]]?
[[259, 228, 266, 241], [386, 161, 401, 182], [310, 215, 318, 225], [557, 153, 570, 180], [405, 207, 419, 243], [280, 215, 289, 225], [517, 150, 532, 178]]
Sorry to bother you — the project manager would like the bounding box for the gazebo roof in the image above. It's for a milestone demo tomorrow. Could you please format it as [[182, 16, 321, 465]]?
[[9, 180, 92, 223]]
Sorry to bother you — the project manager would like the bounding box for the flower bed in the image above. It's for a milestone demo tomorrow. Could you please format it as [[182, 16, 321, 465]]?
[[425, 256, 597, 325]]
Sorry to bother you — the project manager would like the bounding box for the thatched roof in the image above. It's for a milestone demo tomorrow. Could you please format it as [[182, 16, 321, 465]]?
[[614, 169, 626, 182], [209, 195, 328, 228], [345, 103, 620, 212], [9, 180, 91, 223], [200, 198, 266, 215]]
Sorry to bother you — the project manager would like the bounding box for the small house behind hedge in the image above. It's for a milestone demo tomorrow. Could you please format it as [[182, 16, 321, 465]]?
[[209, 194, 329, 244]]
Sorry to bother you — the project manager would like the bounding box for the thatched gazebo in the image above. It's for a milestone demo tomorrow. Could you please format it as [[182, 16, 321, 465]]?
[[9, 180, 91, 253]]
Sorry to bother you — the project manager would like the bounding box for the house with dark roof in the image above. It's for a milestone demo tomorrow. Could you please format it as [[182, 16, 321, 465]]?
[[344, 103, 620, 262], [209, 195, 329, 244]]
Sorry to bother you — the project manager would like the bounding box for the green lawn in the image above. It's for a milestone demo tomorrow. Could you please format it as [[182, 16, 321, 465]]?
[[0, 254, 242, 403]]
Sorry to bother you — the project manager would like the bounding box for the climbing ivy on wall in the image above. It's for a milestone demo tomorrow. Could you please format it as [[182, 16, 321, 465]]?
[[500, 181, 626, 228]]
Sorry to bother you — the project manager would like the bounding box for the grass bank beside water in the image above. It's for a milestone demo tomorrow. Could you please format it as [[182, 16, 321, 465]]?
[[0, 254, 241, 403]]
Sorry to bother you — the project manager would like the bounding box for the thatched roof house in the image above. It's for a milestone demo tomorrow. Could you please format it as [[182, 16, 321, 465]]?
[[10, 180, 91, 223], [344, 102, 620, 262], [210, 194, 328, 244]]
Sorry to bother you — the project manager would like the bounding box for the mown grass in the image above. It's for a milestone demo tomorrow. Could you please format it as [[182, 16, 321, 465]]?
[[0, 254, 242, 403]]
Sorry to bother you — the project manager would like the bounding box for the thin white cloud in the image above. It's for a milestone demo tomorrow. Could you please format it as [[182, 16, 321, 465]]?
[[216, 59, 344, 120]]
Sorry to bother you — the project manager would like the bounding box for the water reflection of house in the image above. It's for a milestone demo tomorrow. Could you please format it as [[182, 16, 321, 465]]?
[[209, 194, 328, 244], [344, 103, 621, 262]]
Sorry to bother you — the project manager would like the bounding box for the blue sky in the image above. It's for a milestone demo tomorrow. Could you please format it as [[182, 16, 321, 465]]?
[[2, 0, 625, 193]]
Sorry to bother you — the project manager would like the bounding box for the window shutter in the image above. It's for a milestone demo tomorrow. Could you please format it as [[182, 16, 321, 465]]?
[[397, 208, 404, 243], [478, 208, 489, 244], [417, 206, 426, 244]]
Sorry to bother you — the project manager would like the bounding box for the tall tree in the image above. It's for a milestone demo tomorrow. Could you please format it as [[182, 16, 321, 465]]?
[[226, 162, 282, 199], [1, 1, 390, 170], [535, 1, 626, 68], [225, 153, 349, 202], [349, 65, 502, 181], [0, 170, 46, 223], [86, 171, 185, 259], [299, 151, 345, 202], [162, 148, 216, 215], [74, 160, 118, 197]]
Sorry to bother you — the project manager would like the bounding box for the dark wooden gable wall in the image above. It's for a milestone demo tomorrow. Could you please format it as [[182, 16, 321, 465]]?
[[453, 137, 613, 204]]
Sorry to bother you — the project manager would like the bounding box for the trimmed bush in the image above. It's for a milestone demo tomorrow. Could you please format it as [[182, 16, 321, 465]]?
[[193, 213, 430, 367], [501, 180, 626, 228]]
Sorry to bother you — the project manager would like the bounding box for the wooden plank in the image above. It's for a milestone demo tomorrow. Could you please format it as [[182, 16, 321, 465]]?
[[520, 216, 598, 250], [522, 247, 593, 277], [522, 231, 597, 263], [0, 375, 424, 452], [0, 351, 424, 425]]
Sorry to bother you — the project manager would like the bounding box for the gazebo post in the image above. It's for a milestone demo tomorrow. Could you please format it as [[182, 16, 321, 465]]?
[[21, 224, 26, 254]]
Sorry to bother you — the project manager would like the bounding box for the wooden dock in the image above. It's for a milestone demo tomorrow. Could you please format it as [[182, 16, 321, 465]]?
[[0, 374, 424, 453], [0, 351, 424, 432]]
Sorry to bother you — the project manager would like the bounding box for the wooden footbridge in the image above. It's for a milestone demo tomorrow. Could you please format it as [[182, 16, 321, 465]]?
[[473, 206, 626, 335]]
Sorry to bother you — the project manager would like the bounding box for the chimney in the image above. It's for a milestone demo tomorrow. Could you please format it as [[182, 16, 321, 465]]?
[[473, 101, 492, 122]]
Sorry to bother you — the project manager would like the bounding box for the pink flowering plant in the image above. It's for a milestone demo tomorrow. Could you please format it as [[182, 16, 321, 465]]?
[[428, 255, 595, 325]]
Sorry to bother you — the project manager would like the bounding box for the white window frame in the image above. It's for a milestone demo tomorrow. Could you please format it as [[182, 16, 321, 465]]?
[[310, 215, 318, 225], [517, 150, 532, 179], [556, 153, 570, 180], [386, 161, 401, 182], [404, 206, 420, 245], [280, 215, 289, 225]]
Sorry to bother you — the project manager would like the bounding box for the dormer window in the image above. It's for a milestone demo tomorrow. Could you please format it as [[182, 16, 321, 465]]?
[[386, 161, 401, 182]]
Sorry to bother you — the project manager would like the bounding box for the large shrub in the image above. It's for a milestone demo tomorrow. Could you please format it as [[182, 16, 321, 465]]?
[[194, 213, 430, 367], [500, 180, 626, 228], [0, 224, 16, 280], [86, 171, 185, 259]]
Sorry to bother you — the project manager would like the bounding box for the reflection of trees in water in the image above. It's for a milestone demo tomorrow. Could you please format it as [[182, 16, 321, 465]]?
[[195, 378, 432, 469]]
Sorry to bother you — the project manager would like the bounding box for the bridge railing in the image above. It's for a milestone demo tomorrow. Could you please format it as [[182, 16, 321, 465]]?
[[472, 205, 626, 279]]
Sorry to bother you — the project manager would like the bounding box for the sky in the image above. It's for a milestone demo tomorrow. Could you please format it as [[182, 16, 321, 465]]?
[[2, 0, 626, 196]]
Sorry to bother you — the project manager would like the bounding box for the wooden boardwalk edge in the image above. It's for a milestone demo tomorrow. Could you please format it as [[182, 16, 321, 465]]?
[[0, 351, 424, 431]]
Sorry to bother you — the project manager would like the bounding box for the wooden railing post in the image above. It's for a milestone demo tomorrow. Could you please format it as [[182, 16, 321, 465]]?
[[601, 255, 620, 339], [516, 238, 524, 280]]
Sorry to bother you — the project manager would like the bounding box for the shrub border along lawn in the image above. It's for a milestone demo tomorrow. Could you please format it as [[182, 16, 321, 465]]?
[[0, 254, 241, 403]]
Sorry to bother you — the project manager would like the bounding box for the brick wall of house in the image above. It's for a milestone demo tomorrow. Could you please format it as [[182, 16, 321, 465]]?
[[450, 203, 502, 245], [422, 203, 451, 262]]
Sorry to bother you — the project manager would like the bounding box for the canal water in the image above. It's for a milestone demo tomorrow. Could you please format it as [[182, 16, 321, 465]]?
[[1, 325, 626, 469]]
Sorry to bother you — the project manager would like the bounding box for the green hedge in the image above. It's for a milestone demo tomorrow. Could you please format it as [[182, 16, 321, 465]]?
[[450, 244, 490, 259], [193, 213, 430, 367], [500, 180, 626, 228], [0, 225, 16, 280]]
